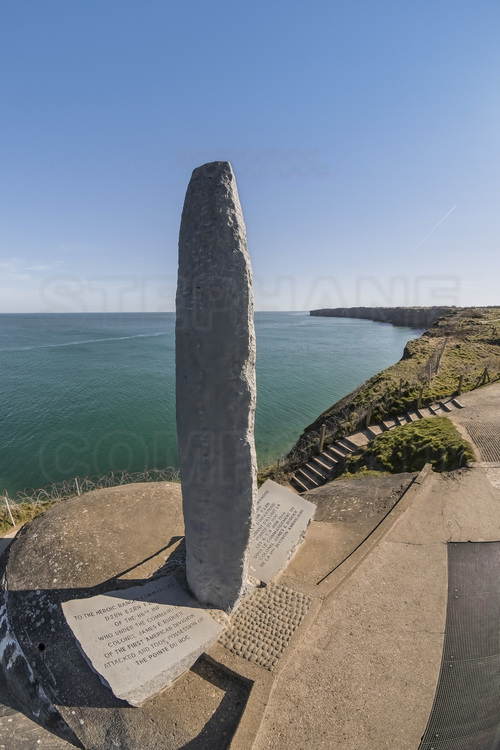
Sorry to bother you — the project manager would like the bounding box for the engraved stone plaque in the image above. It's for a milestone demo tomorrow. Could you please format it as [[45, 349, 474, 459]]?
[[62, 576, 222, 706], [249, 480, 316, 583]]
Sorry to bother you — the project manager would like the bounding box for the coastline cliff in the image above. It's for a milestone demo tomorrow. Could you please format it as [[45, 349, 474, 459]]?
[[278, 306, 500, 475], [310, 306, 453, 328]]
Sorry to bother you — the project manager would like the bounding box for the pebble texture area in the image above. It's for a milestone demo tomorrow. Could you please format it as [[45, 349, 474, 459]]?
[[219, 584, 311, 671], [463, 421, 500, 462]]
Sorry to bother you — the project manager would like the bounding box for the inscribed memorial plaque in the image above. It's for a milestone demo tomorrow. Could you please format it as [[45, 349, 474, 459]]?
[[249, 480, 316, 583], [62, 575, 222, 706]]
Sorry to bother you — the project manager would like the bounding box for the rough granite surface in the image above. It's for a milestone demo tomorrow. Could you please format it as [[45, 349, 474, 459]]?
[[176, 161, 257, 612]]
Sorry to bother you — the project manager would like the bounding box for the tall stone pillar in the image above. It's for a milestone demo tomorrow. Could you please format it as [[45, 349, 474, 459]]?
[[176, 161, 257, 612]]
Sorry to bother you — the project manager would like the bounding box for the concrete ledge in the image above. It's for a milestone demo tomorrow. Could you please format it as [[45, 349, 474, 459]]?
[[3, 459, 500, 749], [317, 464, 434, 597]]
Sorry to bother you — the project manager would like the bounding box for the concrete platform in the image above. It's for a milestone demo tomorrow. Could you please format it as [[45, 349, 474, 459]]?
[[254, 464, 500, 749], [1, 382, 500, 748], [446, 381, 500, 462]]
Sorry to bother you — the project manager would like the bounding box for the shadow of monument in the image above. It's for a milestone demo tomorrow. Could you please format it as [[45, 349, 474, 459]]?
[[180, 658, 251, 750], [1, 535, 251, 749], [0, 538, 13, 557], [2, 536, 191, 709]]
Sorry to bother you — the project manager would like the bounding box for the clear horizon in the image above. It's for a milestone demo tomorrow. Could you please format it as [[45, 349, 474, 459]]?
[[3, 304, 500, 318], [1, 2, 499, 314]]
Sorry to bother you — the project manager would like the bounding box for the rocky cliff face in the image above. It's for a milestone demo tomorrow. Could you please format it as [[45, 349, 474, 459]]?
[[281, 307, 500, 474], [310, 306, 453, 328]]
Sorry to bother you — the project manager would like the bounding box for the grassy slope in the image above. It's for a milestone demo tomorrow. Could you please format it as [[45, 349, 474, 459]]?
[[277, 306, 500, 476], [343, 417, 475, 475], [0, 499, 55, 537]]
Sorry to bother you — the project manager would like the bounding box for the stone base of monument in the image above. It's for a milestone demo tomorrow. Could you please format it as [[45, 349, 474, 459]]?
[[0, 480, 318, 750]]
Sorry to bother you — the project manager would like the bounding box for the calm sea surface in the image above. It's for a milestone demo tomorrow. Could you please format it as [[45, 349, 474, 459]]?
[[0, 312, 423, 497]]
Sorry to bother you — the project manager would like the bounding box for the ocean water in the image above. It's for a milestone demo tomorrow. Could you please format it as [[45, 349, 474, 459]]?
[[0, 312, 423, 497]]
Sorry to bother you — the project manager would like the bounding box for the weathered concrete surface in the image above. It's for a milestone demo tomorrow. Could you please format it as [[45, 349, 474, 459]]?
[[285, 472, 417, 584], [0, 483, 251, 749], [253, 465, 500, 750], [447, 380, 500, 462], [304, 472, 417, 524], [176, 161, 257, 612], [0, 677, 73, 750], [3, 384, 500, 748]]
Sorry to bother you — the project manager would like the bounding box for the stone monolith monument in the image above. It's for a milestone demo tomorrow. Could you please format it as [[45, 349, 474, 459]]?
[[0, 161, 318, 749], [176, 161, 257, 612]]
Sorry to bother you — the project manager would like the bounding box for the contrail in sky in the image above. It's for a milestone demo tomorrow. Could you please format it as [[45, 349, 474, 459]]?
[[415, 204, 457, 249]]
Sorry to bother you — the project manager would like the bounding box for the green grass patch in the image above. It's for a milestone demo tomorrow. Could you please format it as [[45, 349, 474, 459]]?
[[0, 499, 56, 537], [283, 307, 500, 471], [344, 417, 475, 475]]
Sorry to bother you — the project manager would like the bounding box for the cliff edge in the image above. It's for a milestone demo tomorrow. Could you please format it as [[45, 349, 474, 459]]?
[[279, 307, 500, 474], [310, 306, 454, 328]]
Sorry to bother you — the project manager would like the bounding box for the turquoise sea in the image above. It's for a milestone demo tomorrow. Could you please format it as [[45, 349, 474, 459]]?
[[0, 312, 423, 497]]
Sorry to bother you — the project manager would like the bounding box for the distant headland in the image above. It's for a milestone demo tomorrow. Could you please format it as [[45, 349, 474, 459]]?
[[310, 306, 454, 328]]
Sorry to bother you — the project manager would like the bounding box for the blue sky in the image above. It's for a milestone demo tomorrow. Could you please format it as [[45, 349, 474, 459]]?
[[1, 1, 499, 313]]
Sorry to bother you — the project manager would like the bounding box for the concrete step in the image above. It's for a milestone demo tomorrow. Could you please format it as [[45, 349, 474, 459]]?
[[366, 424, 384, 438], [400, 413, 414, 425], [439, 400, 453, 412], [335, 438, 357, 454], [416, 407, 434, 418], [305, 461, 329, 480], [407, 411, 420, 421], [429, 403, 445, 415], [451, 398, 464, 408], [381, 418, 398, 430], [316, 453, 338, 471], [325, 444, 351, 460], [294, 470, 317, 491], [289, 475, 310, 494], [344, 431, 371, 448], [297, 467, 320, 487]]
